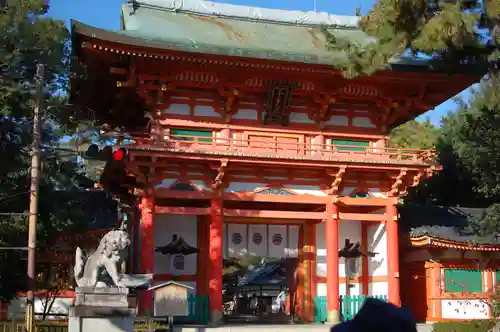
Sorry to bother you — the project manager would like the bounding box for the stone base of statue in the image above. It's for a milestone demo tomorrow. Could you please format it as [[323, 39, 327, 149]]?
[[69, 287, 135, 332]]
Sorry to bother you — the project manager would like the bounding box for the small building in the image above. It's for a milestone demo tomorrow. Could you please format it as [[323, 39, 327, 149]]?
[[399, 205, 500, 323]]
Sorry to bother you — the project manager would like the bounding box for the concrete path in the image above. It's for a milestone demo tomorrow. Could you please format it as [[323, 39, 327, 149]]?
[[170, 323, 436, 332]]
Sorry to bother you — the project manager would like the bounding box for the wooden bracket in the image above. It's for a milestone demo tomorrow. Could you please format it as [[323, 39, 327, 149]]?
[[389, 168, 408, 197], [212, 159, 229, 190], [218, 87, 240, 123], [326, 166, 347, 195], [313, 92, 336, 124], [387, 100, 412, 125], [114, 58, 137, 88]]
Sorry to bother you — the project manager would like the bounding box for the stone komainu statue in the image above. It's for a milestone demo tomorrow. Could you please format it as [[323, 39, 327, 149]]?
[[74, 224, 130, 288]]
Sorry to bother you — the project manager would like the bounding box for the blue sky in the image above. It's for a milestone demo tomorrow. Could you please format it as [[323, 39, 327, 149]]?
[[48, 0, 473, 126]]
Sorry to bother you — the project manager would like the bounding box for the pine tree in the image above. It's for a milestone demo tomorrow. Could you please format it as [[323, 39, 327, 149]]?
[[325, 0, 499, 77]]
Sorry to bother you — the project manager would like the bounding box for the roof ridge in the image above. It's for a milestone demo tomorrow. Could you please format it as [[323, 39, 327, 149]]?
[[127, 0, 360, 28]]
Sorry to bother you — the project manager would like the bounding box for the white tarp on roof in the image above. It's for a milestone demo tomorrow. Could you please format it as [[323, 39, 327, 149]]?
[[130, 0, 359, 28]]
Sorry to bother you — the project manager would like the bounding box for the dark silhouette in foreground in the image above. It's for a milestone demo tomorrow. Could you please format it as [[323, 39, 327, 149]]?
[[332, 298, 417, 332]]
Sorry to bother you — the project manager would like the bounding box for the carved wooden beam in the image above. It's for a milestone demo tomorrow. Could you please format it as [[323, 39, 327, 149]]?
[[387, 100, 413, 125], [389, 168, 408, 197], [313, 92, 336, 125], [115, 59, 136, 88], [326, 166, 347, 195], [211, 159, 229, 190], [217, 87, 240, 123]]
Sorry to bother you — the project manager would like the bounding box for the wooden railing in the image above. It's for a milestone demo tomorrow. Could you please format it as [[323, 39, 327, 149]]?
[[126, 134, 436, 165]]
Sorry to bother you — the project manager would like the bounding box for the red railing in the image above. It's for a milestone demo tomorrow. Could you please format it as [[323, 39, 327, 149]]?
[[125, 134, 436, 165]]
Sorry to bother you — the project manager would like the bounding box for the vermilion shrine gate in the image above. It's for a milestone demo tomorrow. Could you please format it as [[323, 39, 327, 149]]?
[[69, 0, 480, 324]]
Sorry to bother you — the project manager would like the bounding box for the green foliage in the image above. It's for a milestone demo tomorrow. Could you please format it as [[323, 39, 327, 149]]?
[[0, 0, 116, 302], [433, 320, 495, 332], [325, 0, 490, 77], [0, 0, 70, 118], [446, 77, 500, 198], [388, 119, 439, 149]]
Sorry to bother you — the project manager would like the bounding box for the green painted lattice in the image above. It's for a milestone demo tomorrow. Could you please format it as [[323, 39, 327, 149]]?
[[444, 269, 482, 293], [314, 295, 388, 323], [170, 128, 213, 143], [331, 139, 370, 152], [173, 294, 209, 324]]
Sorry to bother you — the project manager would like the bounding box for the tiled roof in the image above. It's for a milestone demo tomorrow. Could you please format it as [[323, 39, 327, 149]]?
[[71, 0, 437, 68], [398, 204, 497, 245]]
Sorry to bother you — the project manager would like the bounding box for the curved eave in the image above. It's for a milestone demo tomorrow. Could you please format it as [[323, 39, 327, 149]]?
[[70, 20, 483, 75], [410, 235, 500, 252]]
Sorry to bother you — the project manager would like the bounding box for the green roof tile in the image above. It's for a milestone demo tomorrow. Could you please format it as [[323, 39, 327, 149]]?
[[72, 1, 432, 67]]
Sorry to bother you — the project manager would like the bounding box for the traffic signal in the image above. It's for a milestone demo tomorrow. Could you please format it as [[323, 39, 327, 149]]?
[[100, 147, 136, 196], [83, 145, 135, 196]]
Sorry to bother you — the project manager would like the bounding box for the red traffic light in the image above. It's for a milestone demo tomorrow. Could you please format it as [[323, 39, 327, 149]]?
[[112, 148, 127, 161]]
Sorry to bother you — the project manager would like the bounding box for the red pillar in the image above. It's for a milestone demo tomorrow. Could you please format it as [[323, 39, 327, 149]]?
[[325, 198, 339, 323], [139, 195, 154, 315], [196, 216, 209, 296], [386, 202, 401, 306], [208, 192, 223, 323]]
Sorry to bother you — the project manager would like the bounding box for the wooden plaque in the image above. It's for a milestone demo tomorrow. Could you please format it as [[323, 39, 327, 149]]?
[[153, 283, 190, 317]]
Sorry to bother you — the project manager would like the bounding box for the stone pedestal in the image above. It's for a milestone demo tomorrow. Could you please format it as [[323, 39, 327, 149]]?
[[69, 287, 135, 332]]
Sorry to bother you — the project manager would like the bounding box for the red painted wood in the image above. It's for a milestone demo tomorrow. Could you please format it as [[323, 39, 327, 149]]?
[[208, 194, 223, 314], [139, 195, 154, 315], [326, 200, 340, 313], [386, 202, 401, 306]]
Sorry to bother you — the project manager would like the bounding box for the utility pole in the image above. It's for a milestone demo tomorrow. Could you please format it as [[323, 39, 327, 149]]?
[[25, 64, 44, 332]]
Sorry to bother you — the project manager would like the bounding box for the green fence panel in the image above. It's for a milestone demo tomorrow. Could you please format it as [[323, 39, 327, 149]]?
[[313, 296, 327, 323], [173, 294, 209, 324], [313, 295, 388, 323]]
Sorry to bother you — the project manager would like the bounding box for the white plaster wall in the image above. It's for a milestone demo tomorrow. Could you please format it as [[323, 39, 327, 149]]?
[[339, 221, 362, 278], [193, 105, 220, 117], [352, 117, 376, 128], [233, 108, 258, 120], [289, 112, 315, 124], [225, 224, 298, 258], [316, 221, 362, 279], [9, 297, 73, 319], [317, 283, 327, 297], [316, 283, 361, 297], [369, 282, 388, 296], [325, 115, 348, 126], [287, 225, 299, 258], [368, 223, 387, 276], [163, 103, 190, 115], [154, 215, 198, 275], [441, 299, 490, 319]]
